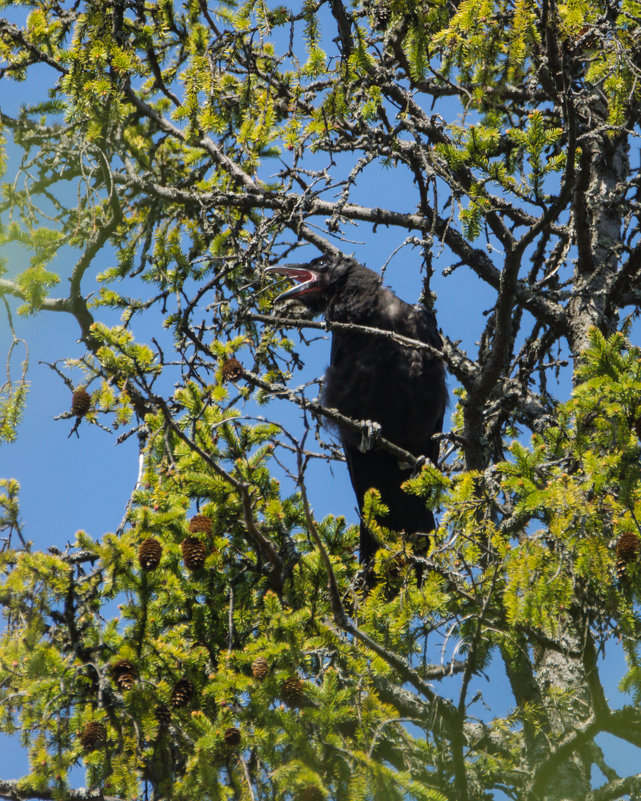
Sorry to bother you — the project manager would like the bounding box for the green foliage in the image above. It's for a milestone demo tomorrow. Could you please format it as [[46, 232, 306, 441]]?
[[508, 112, 565, 201], [0, 335, 28, 443], [0, 375, 27, 443], [3, 333, 641, 798], [0, 478, 21, 541]]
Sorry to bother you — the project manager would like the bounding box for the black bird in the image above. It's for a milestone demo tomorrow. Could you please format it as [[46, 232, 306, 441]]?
[[267, 254, 447, 564]]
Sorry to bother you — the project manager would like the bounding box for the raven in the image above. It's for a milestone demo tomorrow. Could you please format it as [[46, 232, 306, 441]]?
[[267, 254, 447, 564]]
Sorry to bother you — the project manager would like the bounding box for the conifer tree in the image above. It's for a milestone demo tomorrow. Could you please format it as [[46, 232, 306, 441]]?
[[2, 1, 641, 800]]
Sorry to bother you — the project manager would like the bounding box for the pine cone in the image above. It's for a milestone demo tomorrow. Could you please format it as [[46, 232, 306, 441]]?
[[79, 721, 107, 751], [138, 537, 163, 571], [301, 786, 324, 801], [383, 553, 407, 580], [189, 514, 212, 536], [371, 2, 391, 30], [616, 531, 641, 581], [181, 537, 207, 571], [221, 357, 244, 382], [111, 659, 137, 691], [280, 676, 308, 708], [223, 726, 242, 747], [170, 678, 195, 708], [153, 704, 171, 725], [251, 656, 270, 680], [71, 388, 92, 417]]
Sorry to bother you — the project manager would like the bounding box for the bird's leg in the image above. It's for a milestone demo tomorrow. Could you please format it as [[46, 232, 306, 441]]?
[[358, 420, 382, 453]]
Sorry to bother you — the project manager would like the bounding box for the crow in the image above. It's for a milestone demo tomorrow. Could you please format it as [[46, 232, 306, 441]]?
[[267, 254, 447, 565]]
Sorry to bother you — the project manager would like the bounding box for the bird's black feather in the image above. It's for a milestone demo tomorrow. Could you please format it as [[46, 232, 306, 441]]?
[[269, 254, 447, 564]]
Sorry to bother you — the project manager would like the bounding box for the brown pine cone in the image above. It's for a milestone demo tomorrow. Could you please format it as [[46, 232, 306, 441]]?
[[223, 726, 242, 747], [251, 656, 270, 680], [71, 388, 92, 417], [138, 537, 163, 571], [79, 721, 107, 751], [170, 678, 195, 708], [181, 537, 207, 570], [189, 515, 212, 536], [111, 659, 137, 691], [371, 2, 391, 31], [221, 357, 244, 382], [280, 676, 308, 708], [616, 531, 641, 581]]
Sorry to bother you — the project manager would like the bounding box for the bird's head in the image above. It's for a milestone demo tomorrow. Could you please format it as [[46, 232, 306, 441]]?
[[265, 254, 354, 313]]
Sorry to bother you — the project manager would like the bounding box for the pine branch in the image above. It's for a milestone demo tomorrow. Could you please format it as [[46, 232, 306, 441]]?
[[0, 19, 68, 76], [0, 780, 119, 801]]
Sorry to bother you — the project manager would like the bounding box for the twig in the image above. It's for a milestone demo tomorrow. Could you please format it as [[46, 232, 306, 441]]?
[[241, 366, 425, 468]]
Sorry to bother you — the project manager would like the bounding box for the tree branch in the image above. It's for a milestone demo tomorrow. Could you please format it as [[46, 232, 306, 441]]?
[[0, 780, 119, 801]]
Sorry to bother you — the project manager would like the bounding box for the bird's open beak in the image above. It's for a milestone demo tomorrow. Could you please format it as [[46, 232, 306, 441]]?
[[265, 264, 321, 302]]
